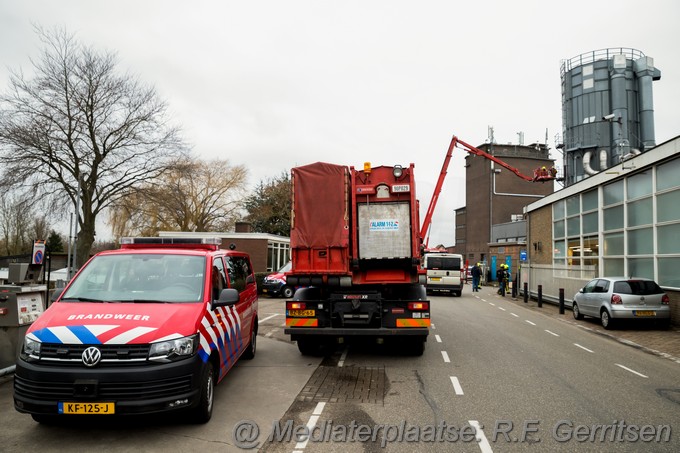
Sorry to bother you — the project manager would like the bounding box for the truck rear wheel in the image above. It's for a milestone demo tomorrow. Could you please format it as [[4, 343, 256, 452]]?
[[403, 336, 426, 356], [297, 337, 327, 356]]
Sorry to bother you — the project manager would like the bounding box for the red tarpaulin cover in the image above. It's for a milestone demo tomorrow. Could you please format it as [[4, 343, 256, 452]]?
[[291, 162, 349, 249]]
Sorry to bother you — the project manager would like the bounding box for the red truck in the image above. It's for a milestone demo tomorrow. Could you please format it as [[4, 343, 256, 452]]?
[[284, 162, 430, 355]]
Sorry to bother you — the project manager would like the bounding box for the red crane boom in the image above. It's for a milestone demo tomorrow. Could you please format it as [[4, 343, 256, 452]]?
[[420, 135, 555, 247]]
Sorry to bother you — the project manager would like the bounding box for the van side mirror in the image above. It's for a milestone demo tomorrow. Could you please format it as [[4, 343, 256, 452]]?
[[246, 274, 255, 285], [213, 288, 240, 308], [51, 287, 65, 302]]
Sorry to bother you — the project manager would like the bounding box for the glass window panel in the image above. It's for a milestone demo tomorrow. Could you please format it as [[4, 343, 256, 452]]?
[[657, 190, 680, 222], [553, 200, 565, 220], [554, 240, 565, 258], [627, 172, 653, 199], [582, 190, 598, 211], [568, 237, 580, 257], [628, 258, 654, 280], [566, 196, 580, 216], [554, 220, 565, 238], [603, 258, 624, 276], [583, 235, 599, 258], [657, 223, 680, 254], [603, 180, 623, 206], [658, 257, 680, 288], [627, 228, 653, 255], [603, 205, 623, 230], [567, 217, 580, 236], [627, 198, 653, 227], [603, 232, 624, 255], [582, 212, 598, 234], [656, 158, 680, 191]]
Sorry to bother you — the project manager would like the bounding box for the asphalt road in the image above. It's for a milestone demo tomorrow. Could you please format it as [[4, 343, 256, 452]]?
[[1, 291, 678, 452]]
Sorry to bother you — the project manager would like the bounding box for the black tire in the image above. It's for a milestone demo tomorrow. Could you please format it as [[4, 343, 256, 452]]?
[[281, 285, 294, 299], [241, 318, 258, 360], [601, 309, 615, 330], [191, 362, 215, 424], [297, 337, 327, 356], [572, 303, 584, 320], [657, 318, 671, 330], [455, 291, 462, 297], [406, 337, 426, 356]]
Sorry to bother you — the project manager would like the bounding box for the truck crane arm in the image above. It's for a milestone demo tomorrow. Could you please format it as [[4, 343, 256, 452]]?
[[420, 135, 556, 248]]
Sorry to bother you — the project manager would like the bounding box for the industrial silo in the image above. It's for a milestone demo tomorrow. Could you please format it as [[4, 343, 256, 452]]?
[[559, 48, 661, 185]]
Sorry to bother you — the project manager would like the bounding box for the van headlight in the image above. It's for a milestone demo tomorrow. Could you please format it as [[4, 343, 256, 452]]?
[[149, 335, 198, 362], [20, 337, 42, 360]]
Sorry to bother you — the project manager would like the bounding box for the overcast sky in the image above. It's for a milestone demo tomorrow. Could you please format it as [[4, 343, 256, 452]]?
[[1, 1, 678, 246]]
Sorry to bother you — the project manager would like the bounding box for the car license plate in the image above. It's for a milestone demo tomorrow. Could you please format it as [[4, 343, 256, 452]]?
[[287, 309, 315, 317], [262, 288, 268, 293], [430, 277, 441, 282], [634, 310, 655, 317], [59, 402, 115, 414]]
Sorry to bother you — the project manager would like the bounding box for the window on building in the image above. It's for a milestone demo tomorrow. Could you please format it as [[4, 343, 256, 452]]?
[[603, 180, 623, 206], [267, 242, 290, 272]]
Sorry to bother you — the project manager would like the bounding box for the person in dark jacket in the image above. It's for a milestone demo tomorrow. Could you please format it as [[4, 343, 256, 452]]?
[[471, 263, 482, 292]]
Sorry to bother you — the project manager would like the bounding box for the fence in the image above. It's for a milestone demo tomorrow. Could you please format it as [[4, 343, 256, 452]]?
[[519, 262, 597, 307]]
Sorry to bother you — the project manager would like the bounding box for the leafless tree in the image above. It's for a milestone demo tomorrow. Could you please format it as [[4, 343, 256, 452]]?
[[0, 192, 35, 255], [109, 157, 248, 236], [0, 27, 186, 266]]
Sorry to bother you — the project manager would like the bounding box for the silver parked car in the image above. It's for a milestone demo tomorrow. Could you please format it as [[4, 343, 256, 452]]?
[[572, 277, 670, 329]]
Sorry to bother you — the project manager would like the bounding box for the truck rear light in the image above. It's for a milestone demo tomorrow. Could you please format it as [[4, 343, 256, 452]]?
[[408, 302, 428, 311], [611, 294, 622, 304], [662, 294, 669, 305], [287, 302, 306, 310]]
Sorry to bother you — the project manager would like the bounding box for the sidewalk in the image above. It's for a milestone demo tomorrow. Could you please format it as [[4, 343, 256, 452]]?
[[475, 284, 680, 365]]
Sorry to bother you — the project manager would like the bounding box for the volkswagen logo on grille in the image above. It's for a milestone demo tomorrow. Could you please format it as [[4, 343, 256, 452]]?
[[82, 346, 102, 367]]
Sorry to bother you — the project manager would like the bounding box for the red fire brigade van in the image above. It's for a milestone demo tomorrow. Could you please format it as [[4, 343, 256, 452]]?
[[14, 237, 258, 424]]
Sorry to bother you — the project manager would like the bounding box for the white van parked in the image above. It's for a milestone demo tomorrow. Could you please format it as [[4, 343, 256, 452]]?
[[423, 252, 465, 297]]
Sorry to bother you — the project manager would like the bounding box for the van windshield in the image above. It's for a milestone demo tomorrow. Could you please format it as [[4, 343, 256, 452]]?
[[62, 254, 206, 303], [277, 261, 292, 273], [427, 257, 461, 270]]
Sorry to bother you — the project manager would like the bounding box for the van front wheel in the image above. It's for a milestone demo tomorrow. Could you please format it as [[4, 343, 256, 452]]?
[[192, 362, 215, 424]]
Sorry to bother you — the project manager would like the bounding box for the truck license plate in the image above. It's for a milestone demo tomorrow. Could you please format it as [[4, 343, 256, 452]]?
[[287, 309, 315, 317], [430, 277, 441, 282], [633, 310, 655, 317], [59, 402, 115, 414]]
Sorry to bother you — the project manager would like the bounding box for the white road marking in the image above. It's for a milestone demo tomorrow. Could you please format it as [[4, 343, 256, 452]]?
[[450, 376, 464, 395], [260, 313, 280, 323], [441, 351, 451, 363], [544, 330, 559, 337], [435, 334, 442, 343], [469, 420, 494, 453], [498, 307, 506, 311], [525, 320, 536, 326], [338, 348, 348, 367], [294, 402, 326, 449], [574, 343, 594, 353], [510, 313, 519, 317], [616, 363, 648, 378], [431, 323, 436, 329]]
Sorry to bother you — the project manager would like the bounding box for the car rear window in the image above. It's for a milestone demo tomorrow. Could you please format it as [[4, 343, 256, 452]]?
[[427, 257, 461, 270], [613, 280, 663, 295]]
